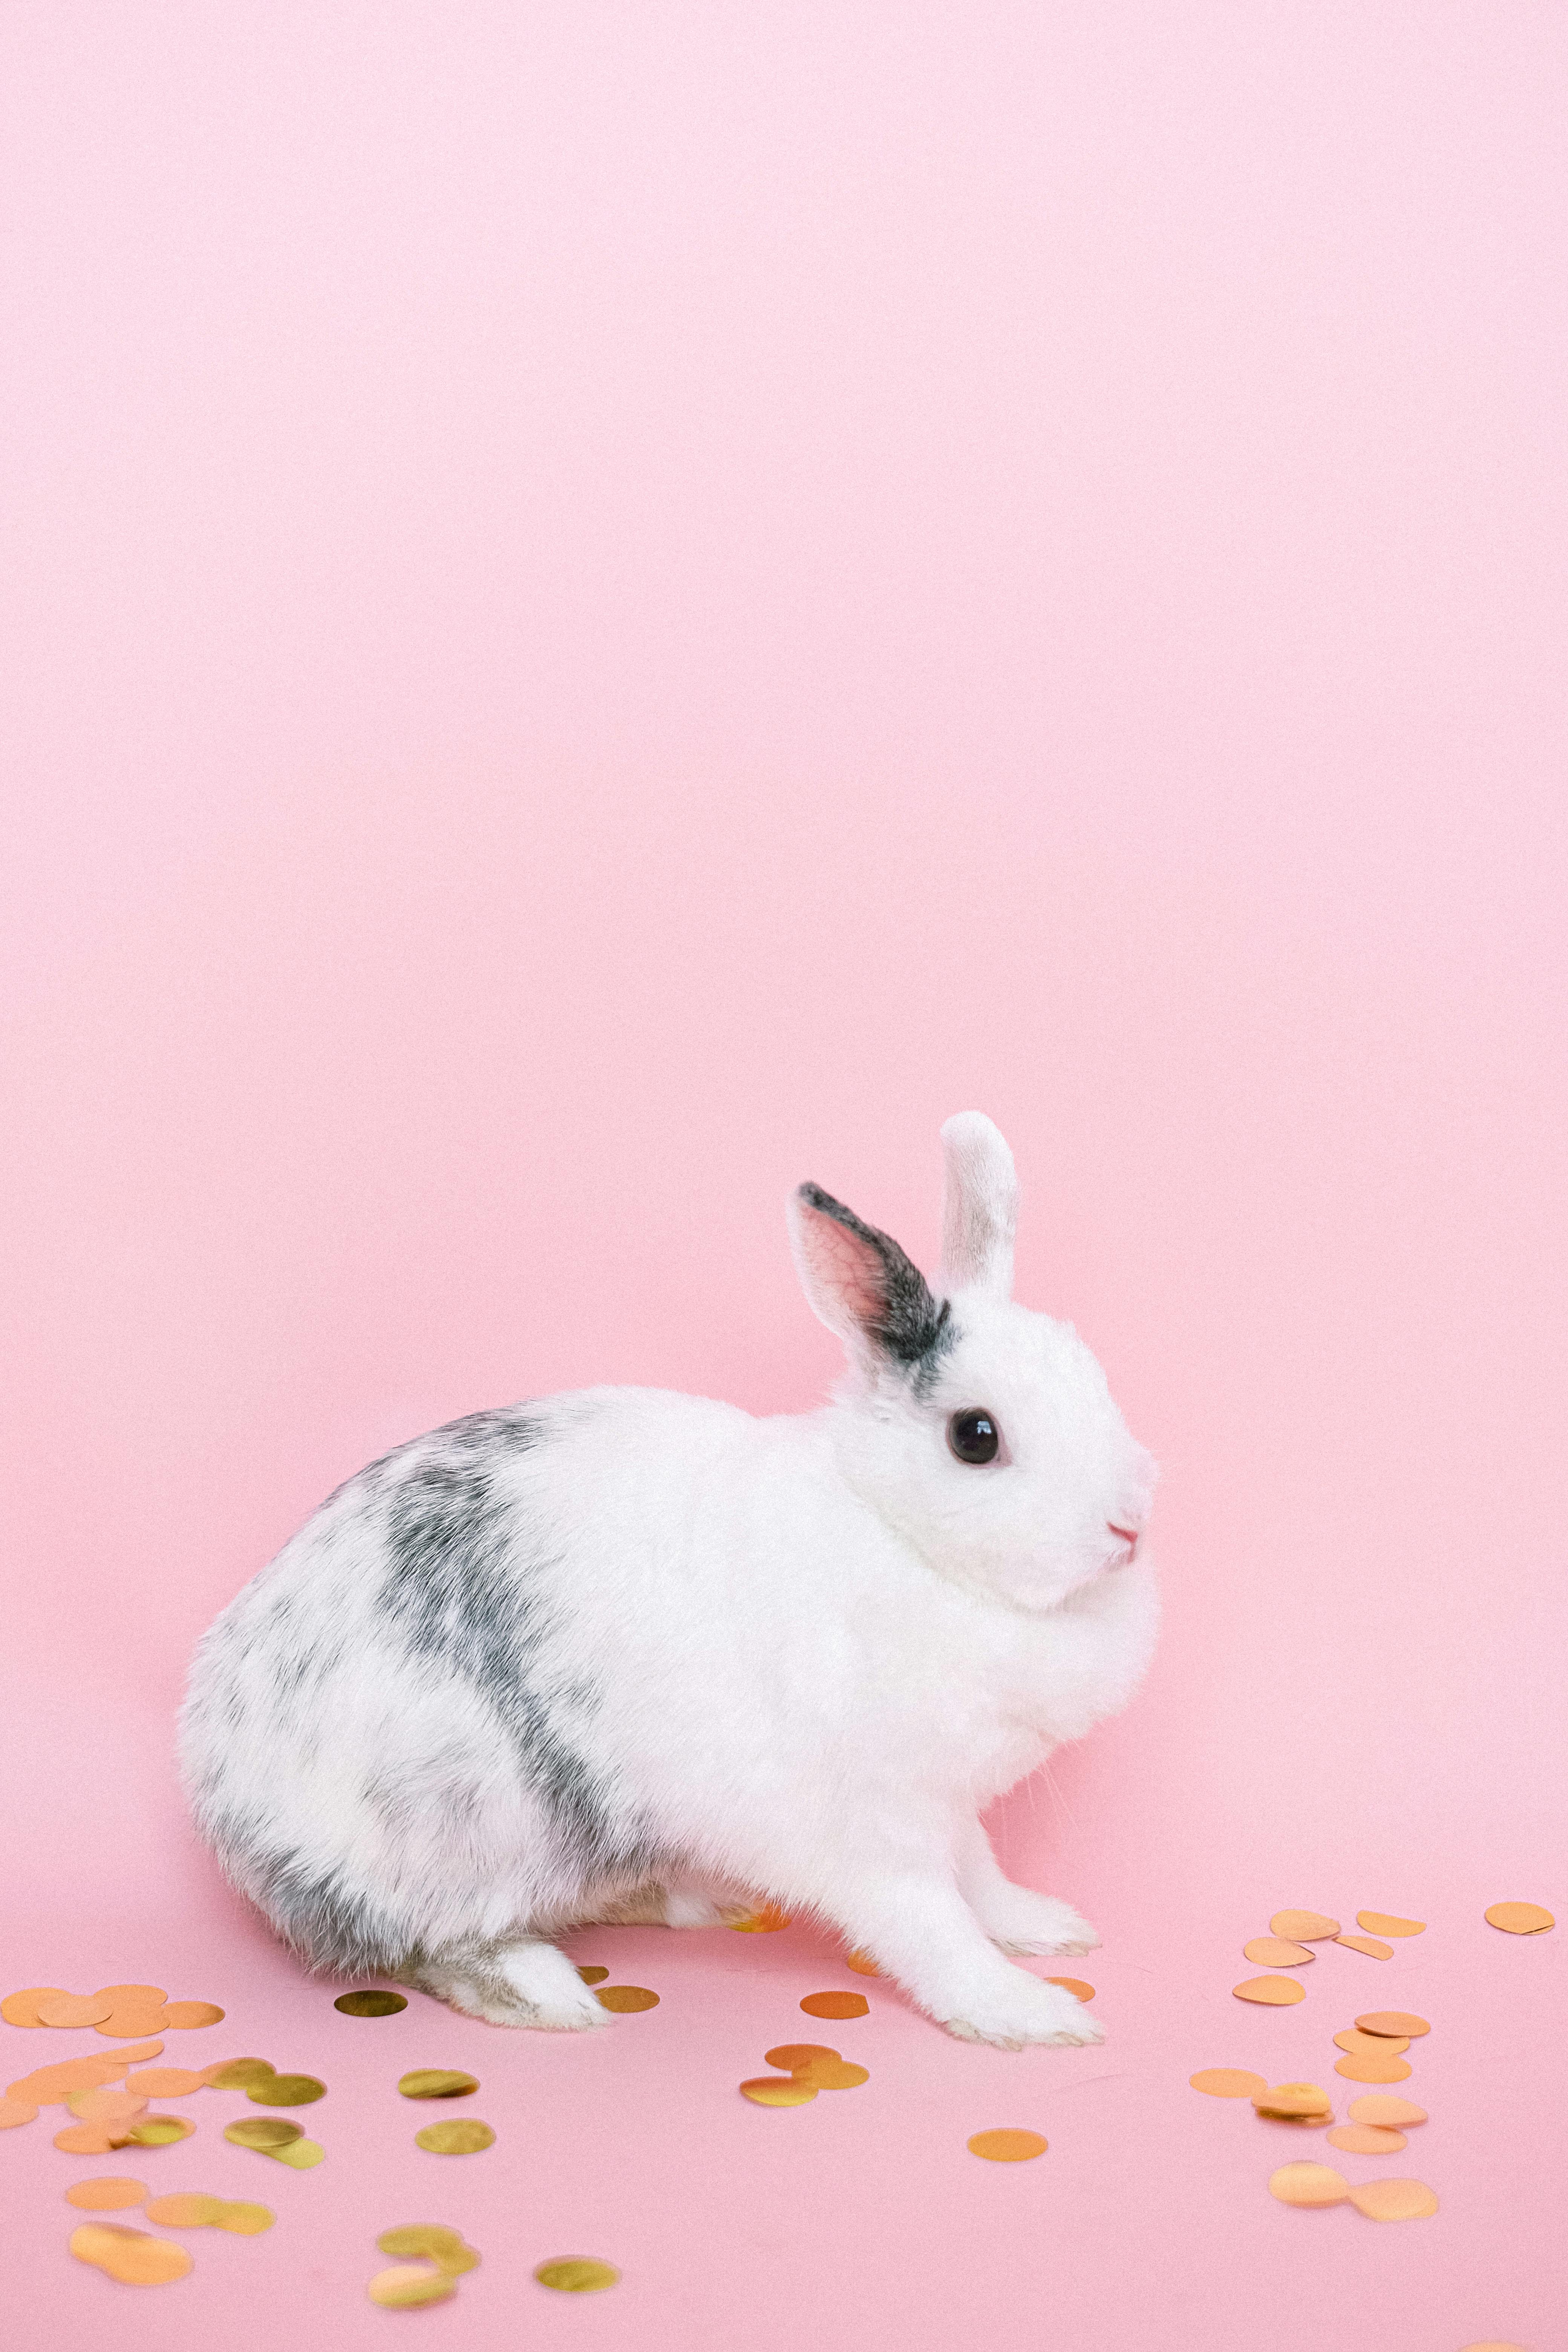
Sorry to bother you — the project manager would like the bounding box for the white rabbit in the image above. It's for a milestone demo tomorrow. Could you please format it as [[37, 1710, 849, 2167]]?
[[180, 1114, 1157, 2049]]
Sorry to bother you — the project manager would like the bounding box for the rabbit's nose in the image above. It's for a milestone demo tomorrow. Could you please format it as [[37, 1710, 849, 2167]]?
[[1107, 1522, 1140, 1559]]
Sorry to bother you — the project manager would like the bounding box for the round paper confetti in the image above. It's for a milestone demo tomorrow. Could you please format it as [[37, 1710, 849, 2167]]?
[[334, 1988, 407, 2016], [1044, 1978, 1095, 2001], [142, 2194, 224, 2228], [130, 2116, 194, 2146], [67, 2088, 148, 2124], [1346, 2094, 1427, 2127], [800, 1991, 870, 2020], [415, 2118, 495, 2153], [740, 2076, 818, 2106], [265, 2137, 325, 2169], [0, 2096, 40, 2129], [1347, 2176, 1438, 2221], [1, 1987, 67, 2027], [1334, 2029, 1409, 2058], [368, 2263, 456, 2309], [576, 1967, 608, 1985], [1242, 1939, 1314, 1968], [38, 1994, 114, 2029], [398, 2069, 478, 2099], [54, 2120, 133, 2155], [535, 2258, 620, 2292], [1328, 2124, 1407, 2154], [1233, 1976, 1305, 2006], [377, 2225, 480, 2275], [1269, 1912, 1340, 1942], [794, 2055, 869, 2089], [1484, 1901, 1554, 1935], [224, 2116, 303, 2150], [10, 2056, 126, 2103], [1356, 1911, 1424, 1937], [967, 2128, 1048, 2162], [1252, 2082, 1332, 2118], [764, 2043, 840, 2073], [730, 1906, 790, 1932], [1334, 1935, 1393, 1960], [93, 1986, 167, 2006], [595, 1986, 659, 2013], [1189, 2069, 1268, 2099], [161, 2003, 225, 2030], [96, 2010, 172, 2040], [69, 2222, 194, 2285], [1334, 2052, 1412, 2083], [247, 2073, 325, 2106], [124, 2069, 204, 2098], [1268, 2162, 1349, 2207], [1355, 2011, 1429, 2039], [66, 2178, 149, 2210], [204, 2059, 276, 2089], [847, 1950, 880, 1975]]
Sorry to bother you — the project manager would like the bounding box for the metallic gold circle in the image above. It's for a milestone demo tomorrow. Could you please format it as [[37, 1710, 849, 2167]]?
[[1327, 2123, 1407, 2154], [64, 2177, 149, 2210], [800, 1991, 870, 2020], [224, 2115, 303, 2150], [263, 2136, 325, 2169], [1484, 1901, 1554, 1935], [1354, 2011, 1430, 2039], [69, 2222, 193, 2285], [129, 2115, 194, 2145], [534, 2257, 620, 2292], [398, 2069, 478, 2099], [1355, 1911, 1424, 1937], [1189, 2069, 1268, 2098], [377, 2225, 480, 2274], [334, 1989, 407, 2016], [144, 2193, 223, 2227], [368, 2263, 456, 2308], [967, 2128, 1048, 2161], [596, 1986, 659, 2013], [1347, 2175, 1438, 2221], [248, 2073, 326, 2106], [213, 2200, 276, 2234], [1334, 2052, 1412, 2083], [204, 2058, 276, 2088], [576, 1967, 608, 1984], [740, 2076, 818, 2105], [1268, 2162, 1349, 2207], [1346, 2094, 1427, 2127], [415, 2117, 495, 2153], [1268, 1912, 1340, 1942], [1233, 1976, 1305, 2006]]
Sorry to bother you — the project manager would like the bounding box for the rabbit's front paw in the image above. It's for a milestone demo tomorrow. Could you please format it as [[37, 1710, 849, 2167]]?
[[975, 1889, 1101, 1957], [942, 1974, 1106, 2050]]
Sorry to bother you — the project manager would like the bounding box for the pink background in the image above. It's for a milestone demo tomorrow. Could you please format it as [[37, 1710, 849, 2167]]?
[[2, 4, 1563, 2345]]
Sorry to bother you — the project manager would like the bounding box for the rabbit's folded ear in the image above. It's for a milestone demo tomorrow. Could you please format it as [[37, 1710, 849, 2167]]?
[[939, 1113, 1017, 1300], [789, 1182, 949, 1368]]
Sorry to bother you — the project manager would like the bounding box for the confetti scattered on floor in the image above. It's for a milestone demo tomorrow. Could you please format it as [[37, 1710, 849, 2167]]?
[[1242, 1938, 1314, 1968], [595, 1985, 660, 2012], [535, 2257, 620, 2291], [1233, 1975, 1305, 2006], [334, 1989, 407, 2017], [1189, 2068, 1268, 2098], [398, 2067, 478, 2099], [799, 1991, 869, 2020], [1484, 1901, 1554, 1934], [68, 2220, 193, 2284], [967, 2128, 1048, 2162], [415, 2118, 496, 2153], [1268, 1911, 1340, 1941], [1355, 1911, 1424, 1937]]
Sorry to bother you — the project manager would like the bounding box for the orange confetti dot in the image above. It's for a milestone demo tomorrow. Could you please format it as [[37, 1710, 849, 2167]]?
[[594, 1986, 658, 2013], [1334, 1934, 1393, 1959], [1242, 1939, 1314, 1968], [1484, 1901, 1554, 1935], [729, 1905, 791, 1933], [1334, 2028, 1409, 2058], [739, 2076, 818, 2106], [160, 2003, 225, 2031], [1233, 1976, 1305, 2006], [1347, 2176, 1438, 2221], [68, 2222, 193, 2285], [1327, 2123, 1406, 2154], [1334, 2052, 1412, 2084], [1044, 1977, 1095, 2001], [65, 2178, 149, 2210], [1355, 1911, 1424, 1937], [800, 1991, 870, 2020], [37, 1994, 114, 2029], [0, 2095, 40, 2130], [1189, 2069, 1267, 2099], [846, 1950, 880, 1975], [1346, 2093, 1427, 2127], [0, 1987, 67, 2028], [1268, 2161, 1349, 2207], [1268, 1911, 1340, 1941], [1355, 2011, 1429, 2038], [967, 2128, 1047, 2161], [1252, 2082, 1332, 2119]]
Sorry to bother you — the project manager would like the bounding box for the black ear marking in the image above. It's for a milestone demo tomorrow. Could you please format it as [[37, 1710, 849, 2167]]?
[[795, 1182, 955, 1376]]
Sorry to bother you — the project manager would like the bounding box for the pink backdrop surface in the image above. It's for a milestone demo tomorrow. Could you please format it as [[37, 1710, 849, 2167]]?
[[2, 5, 1564, 2346]]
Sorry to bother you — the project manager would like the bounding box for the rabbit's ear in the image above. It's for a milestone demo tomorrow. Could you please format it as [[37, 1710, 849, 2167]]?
[[789, 1182, 949, 1367], [939, 1113, 1017, 1300]]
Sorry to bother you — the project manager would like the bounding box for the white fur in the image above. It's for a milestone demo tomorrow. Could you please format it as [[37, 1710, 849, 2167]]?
[[180, 1114, 1158, 2048]]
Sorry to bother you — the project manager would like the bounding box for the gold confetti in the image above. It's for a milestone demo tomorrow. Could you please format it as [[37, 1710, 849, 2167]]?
[[1252, 2082, 1332, 2119], [1484, 1901, 1554, 1935], [1347, 2176, 1438, 2221], [1189, 2069, 1268, 2098], [65, 2178, 149, 2210], [37, 1993, 114, 2029], [576, 1967, 608, 1985], [161, 2003, 225, 2031], [847, 1950, 880, 1975], [247, 2073, 325, 2106], [377, 2225, 481, 2275], [398, 2069, 478, 2099], [0, 2096, 40, 2129], [730, 1905, 791, 1932], [1327, 2123, 1407, 2154], [69, 2222, 193, 2285], [224, 2116, 303, 2151], [1045, 1977, 1095, 2001], [1268, 2162, 1349, 2207], [1, 1987, 67, 2027], [1232, 1977, 1304, 2006], [1334, 2029, 1409, 2058], [124, 2069, 205, 2098], [1334, 1935, 1393, 1960], [129, 2116, 194, 2146], [967, 2128, 1048, 2162], [334, 1989, 407, 2016], [1242, 1939, 1314, 1968], [265, 2137, 325, 2168], [800, 1991, 869, 2020], [1347, 2094, 1427, 2128], [1334, 2052, 1412, 2084], [740, 2076, 818, 2106], [535, 2257, 620, 2292], [1268, 1911, 1340, 1942], [1355, 1911, 1424, 1937], [204, 2058, 276, 2089], [368, 2263, 456, 2308], [415, 2118, 495, 2153], [145, 2193, 274, 2233], [596, 1986, 659, 2013], [1355, 2011, 1429, 2038]]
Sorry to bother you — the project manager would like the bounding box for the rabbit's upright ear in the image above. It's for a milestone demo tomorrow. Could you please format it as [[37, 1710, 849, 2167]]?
[[789, 1182, 949, 1368], [939, 1113, 1017, 1300]]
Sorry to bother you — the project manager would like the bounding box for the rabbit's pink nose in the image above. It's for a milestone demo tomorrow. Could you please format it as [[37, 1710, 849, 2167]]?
[[1107, 1523, 1140, 1558]]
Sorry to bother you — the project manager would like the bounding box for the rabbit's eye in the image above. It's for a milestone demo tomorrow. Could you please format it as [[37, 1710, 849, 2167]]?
[[947, 1409, 1001, 1465]]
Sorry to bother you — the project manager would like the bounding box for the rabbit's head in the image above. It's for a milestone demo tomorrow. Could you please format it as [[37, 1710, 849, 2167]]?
[[789, 1114, 1156, 1616]]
